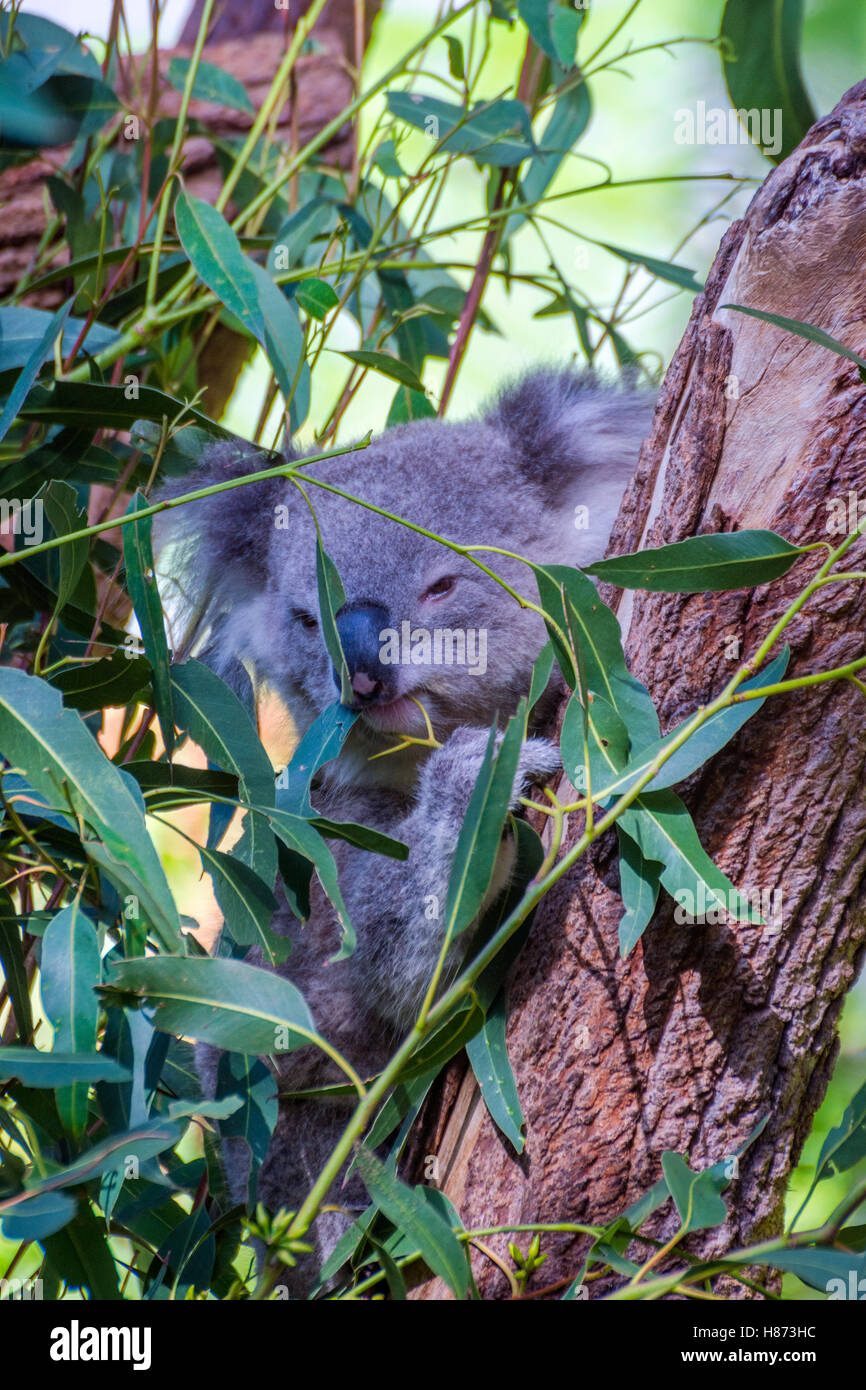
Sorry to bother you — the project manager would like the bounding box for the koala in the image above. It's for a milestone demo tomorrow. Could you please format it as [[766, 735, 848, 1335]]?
[[156, 367, 653, 1293]]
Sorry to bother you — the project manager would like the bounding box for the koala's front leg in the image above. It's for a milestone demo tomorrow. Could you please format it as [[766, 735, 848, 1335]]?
[[345, 728, 560, 1032]]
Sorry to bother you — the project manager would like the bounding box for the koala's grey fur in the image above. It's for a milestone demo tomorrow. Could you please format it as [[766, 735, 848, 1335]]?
[[156, 367, 653, 1294]]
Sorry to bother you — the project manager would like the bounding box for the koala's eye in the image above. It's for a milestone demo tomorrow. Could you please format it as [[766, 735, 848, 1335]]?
[[292, 609, 319, 631], [423, 575, 457, 601]]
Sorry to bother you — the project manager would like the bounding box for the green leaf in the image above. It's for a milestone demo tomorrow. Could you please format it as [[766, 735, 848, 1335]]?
[[0, 71, 118, 151], [600, 242, 703, 294], [661, 1151, 728, 1235], [124, 491, 175, 758], [339, 348, 427, 393], [619, 788, 760, 925], [533, 562, 660, 748], [444, 707, 525, 937], [595, 649, 791, 802], [373, 139, 405, 179], [0, 1049, 130, 1085], [246, 262, 310, 430], [268, 198, 334, 271], [561, 689, 629, 797], [364, 1066, 442, 1153], [170, 659, 276, 890], [354, 1146, 470, 1297], [19, 379, 228, 434], [275, 700, 359, 816], [40, 900, 100, 1136], [264, 806, 355, 961], [294, 277, 339, 321], [38, 479, 88, 618], [215, 1054, 278, 1205], [720, 0, 816, 163], [0, 306, 117, 371], [517, 0, 563, 61], [386, 91, 536, 167], [0, 13, 103, 86], [528, 639, 555, 713], [0, 300, 71, 444], [0, 891, 33, 1042], [315, 537, 352, 706], [442, 34, 465, 79], [0, 668, 182, 951], [106, 956, 320, 1057], [398, 996, 486, 1084], [616, 826, 662, 958], [174, 189, 265, 342], [742, 1245, 866, 1294], [721, 305, 866, 376], [585, 530, 806, 592], [386, 384, 436, 426], [550, 4, 582, 65], [166, 57, 254, 114], [196, 844, 285, 967], [51, 650, 152, 711], [466, 991, 525, 1152], [814, 1081, 866, 1184], [506, 80, 591, 241], [0, 1189, 76, 1241], [41, 1201, 122, 1299]]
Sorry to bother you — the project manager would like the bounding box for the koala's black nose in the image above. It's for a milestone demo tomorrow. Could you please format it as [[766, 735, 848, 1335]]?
[[334, 601, 397, 707]]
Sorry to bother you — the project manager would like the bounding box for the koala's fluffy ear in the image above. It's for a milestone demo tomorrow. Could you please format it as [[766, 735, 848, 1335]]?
[[486, 368, 655, 497], [154, 438, 291, 661]]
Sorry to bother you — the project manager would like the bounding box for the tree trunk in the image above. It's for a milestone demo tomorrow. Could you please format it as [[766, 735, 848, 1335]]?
[[410, 79, 866, 1300]]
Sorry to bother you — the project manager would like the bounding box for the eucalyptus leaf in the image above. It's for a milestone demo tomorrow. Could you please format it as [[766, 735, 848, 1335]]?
[[466, 991, 525, 1152], [106, 955, 321, 1057], [354, 1146, 470, 1298], [174, 190, 265, 342], [0, 668, 181, 950], [585, 530, 806, 592], [124, 491, 175, 758], [720, 0, 816, 162], [166, 57, 254, 115], [40, 900, 100, 1135]]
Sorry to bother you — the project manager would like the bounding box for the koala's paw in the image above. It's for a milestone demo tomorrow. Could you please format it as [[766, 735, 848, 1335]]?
[[420, 726, 560, 816], [512, 736, 562, 807]]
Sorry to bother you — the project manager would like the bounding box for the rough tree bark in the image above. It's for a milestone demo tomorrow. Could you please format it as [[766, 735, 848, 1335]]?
[[410, 80, 866, 1299]]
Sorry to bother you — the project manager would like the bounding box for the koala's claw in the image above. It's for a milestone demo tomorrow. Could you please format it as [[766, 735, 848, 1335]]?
[[512, 737, 562, 806]]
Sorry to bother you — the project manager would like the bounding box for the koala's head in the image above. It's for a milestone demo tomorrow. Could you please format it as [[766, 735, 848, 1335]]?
[[157, 369, 653, 782]]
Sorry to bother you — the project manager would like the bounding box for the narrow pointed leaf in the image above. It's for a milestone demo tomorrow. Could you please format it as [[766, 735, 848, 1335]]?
[[619, 788, 760, 924], [0, 668, 181, 950], [616, 826, 663, 958], [585, 530, 806, 592], [124, 490, 175, 757], [354, 1146, 470, 1298], [40, 900, 100, 1135], [0, 1049, 131, 1085], [166, 57, 254, 114], [174, 189, 264, 341], [720, 0, 816, 162], [0, 299, 71, 443], [661, 1151, 728, 1235], [106, 956, 320, 1057], [444, 706, 525, 938], [170, 659, 276, 889], [466, 991, 525, 1152], [596, 649, 791, 801]]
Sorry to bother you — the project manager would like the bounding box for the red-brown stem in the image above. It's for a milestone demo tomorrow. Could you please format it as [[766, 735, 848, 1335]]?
[[438, 175, 506, 417]]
